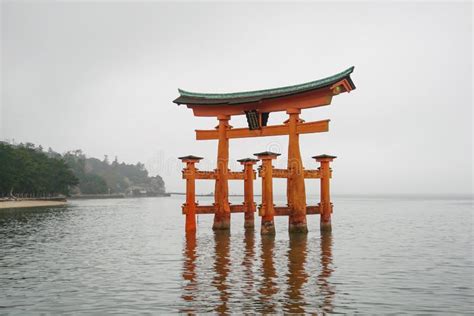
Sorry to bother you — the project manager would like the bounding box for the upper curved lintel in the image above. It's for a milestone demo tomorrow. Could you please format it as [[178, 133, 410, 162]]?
[[173, 66, 355, 106]]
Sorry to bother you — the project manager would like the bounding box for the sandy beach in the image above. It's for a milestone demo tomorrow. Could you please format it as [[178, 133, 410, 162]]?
[[0, 200, 67, 209]]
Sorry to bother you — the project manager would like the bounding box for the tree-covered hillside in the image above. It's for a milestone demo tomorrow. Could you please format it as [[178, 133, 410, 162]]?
[[0, 142, 78, 196], [63, 150, 165, 195], [0, 142, 166, 197]]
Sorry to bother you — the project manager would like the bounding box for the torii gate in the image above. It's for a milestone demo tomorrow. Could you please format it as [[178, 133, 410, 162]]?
[[174, 67, 356, 234]]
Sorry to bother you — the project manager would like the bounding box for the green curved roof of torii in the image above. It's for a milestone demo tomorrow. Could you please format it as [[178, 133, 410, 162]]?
[[173, 66, 355, 106]]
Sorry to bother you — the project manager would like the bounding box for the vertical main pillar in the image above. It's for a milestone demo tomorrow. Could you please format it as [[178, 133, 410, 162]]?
[[238, 158, 258, 228], [286, 108, 308, 233], [179, 155, 203, 233], [255, 151, 280, 235], [213, 115, 231, 230], [313, 154, 337, 232]]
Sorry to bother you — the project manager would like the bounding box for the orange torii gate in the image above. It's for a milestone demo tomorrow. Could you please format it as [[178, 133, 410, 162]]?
[[175, 67, 356, 234]]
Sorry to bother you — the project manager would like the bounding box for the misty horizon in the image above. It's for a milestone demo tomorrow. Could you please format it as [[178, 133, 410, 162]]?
[[1, 2, 472, 196]]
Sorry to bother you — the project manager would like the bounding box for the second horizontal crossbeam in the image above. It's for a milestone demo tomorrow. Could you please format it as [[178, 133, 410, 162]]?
[[182, 204, 322, 215]]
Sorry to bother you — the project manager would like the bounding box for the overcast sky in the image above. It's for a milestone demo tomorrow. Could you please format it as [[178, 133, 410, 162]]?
[[1, 1, 472, 195]]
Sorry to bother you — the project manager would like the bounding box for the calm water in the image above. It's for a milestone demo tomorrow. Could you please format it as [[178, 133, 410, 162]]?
[[0, 195, 472, 314]]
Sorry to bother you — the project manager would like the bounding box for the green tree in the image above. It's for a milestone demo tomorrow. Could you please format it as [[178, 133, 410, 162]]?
[[0, 143, 78, 196]]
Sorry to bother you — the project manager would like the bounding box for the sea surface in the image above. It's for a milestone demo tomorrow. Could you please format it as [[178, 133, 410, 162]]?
[[0, 195, 472, 314]]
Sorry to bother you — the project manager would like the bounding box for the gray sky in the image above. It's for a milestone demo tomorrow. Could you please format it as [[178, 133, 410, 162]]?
[[1, 1, 472, 195]]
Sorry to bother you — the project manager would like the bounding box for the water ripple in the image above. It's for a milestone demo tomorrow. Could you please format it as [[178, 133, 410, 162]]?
[[0, 196, 472, 314]]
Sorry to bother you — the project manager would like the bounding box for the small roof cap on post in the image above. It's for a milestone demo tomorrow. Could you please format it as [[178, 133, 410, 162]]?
[[253, 151, 281, 159], [237, 158, 259, 164], [178, 155, 203, 162], [312, 154, 337, 161]]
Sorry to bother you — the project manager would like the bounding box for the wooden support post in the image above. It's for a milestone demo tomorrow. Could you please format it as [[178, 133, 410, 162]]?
[[254, 151, 280, 235], [313, 154, 336, 232], [179, 155, 203, 232], [213, 115, 231, 230], [287, 108, 308, 234], [238, 158, 258, 229]]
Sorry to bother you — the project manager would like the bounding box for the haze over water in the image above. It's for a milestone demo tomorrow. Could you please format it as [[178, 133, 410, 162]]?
[[0, 195, 472, 314]]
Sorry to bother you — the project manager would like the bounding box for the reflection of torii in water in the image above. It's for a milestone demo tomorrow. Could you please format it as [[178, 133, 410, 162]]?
[[284, 234, 309, 313], [258, 236, 278, 313], [181, 233, 197, 313], [180, 231, 335, 313], [212, 231, 231, 314], [318, 232, 335, 313]]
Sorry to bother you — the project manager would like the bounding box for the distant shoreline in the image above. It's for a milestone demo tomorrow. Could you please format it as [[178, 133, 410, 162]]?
[[0, 193, 175, 209], [69, 193, 171, 200], [0, 199, 67, 210]]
